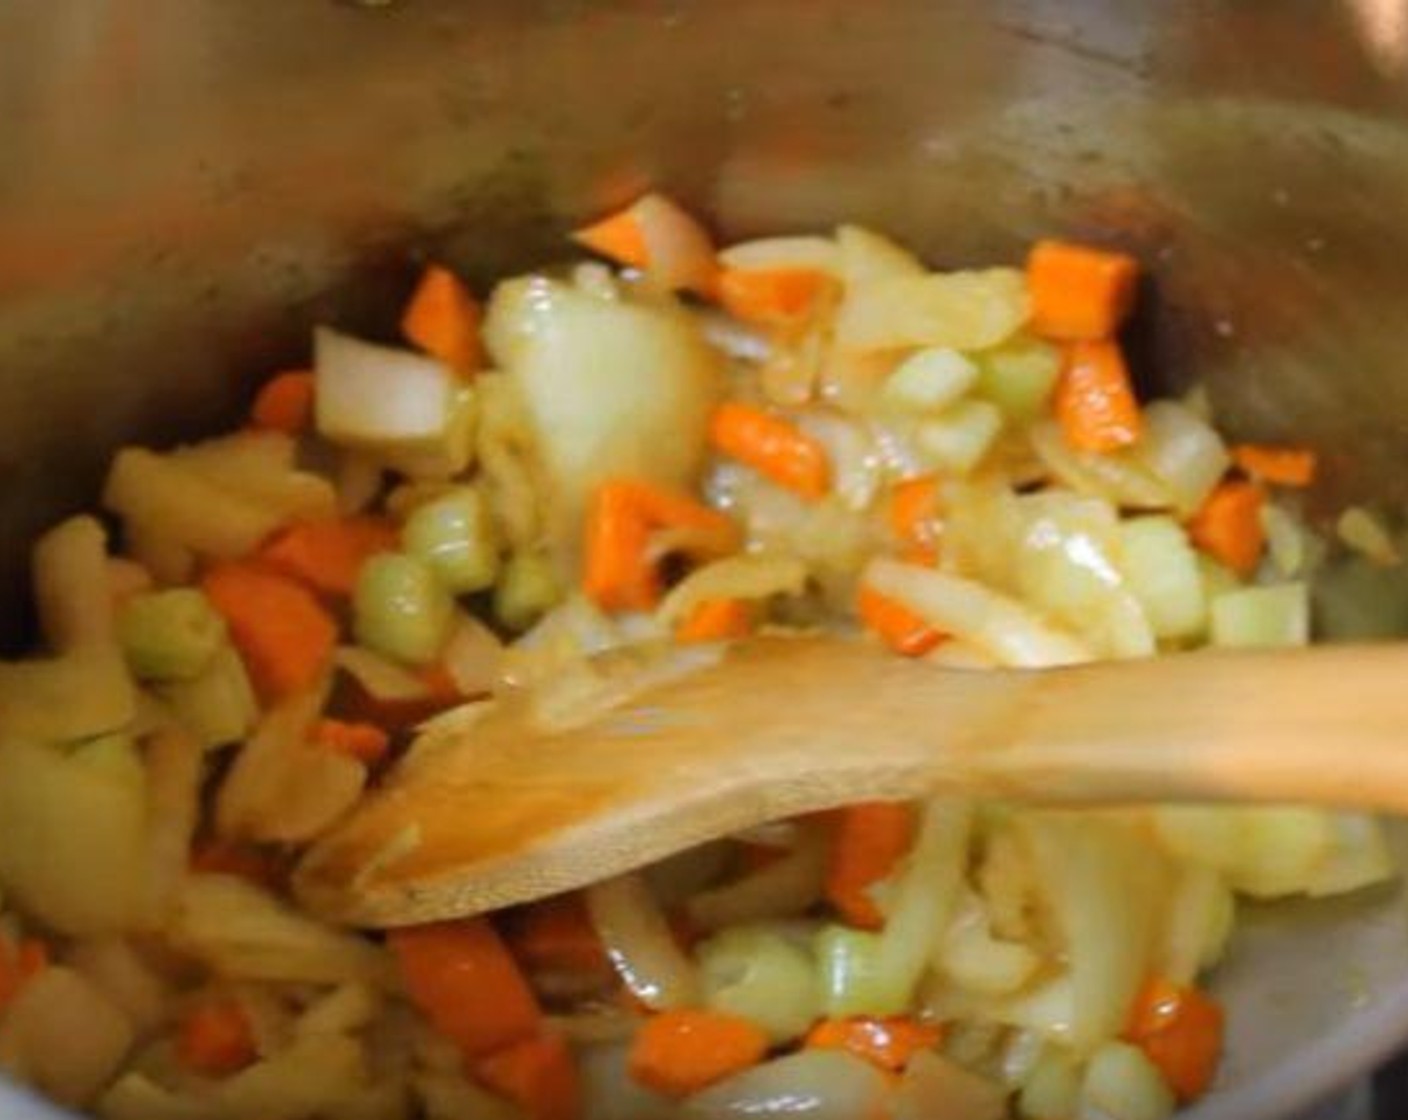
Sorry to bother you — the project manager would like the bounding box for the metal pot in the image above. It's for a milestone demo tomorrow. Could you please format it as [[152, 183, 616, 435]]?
[[2, 2, 1407, 1117]]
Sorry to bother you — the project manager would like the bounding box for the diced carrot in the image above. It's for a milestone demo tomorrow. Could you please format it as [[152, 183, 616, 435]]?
[[676, 599, 752, 644], [257, 516, 399, 598], [1188, 480, 1265, 576], [505, 895, 611, 978], [709, 402, 830, 501], [825, 802, 916, 930], [805, 1016, 944, 1073], [572, 208, 649, 270], [1054, 339, 1142, 453], [201, 563, 338, 701], [1124, 977, 1225, 1103], [475, 1032, 582, 1120], [627, 1009, 770, 1098], [249, 370, 316, 434], [583, 480, 742, 612], [389, 918, 543, 1061], [888, 476, 941, 565], [1027, 239, 1139, 342], [313, 718, 391, 765], [583, 482, 661, 612], [857, 585, 944, 658], [0, 938, 48, 1015], [402, 264, 482, 374], [718, 268, 835, 328], [190, 839, 282, 889], [176, 999, 257, 1077], [1231, 444, 1318, 488]]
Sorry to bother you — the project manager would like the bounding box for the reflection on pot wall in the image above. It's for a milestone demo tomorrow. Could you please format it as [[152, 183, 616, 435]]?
[[1, 0, 1408, 639]]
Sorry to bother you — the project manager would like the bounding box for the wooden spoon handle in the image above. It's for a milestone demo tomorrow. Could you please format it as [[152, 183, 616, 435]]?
[[954, 643, 1408, 812], [297, 637, 1408, 925]]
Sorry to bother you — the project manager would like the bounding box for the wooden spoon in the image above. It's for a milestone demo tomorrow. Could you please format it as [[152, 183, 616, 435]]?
[[294, 634, 1408, 927]]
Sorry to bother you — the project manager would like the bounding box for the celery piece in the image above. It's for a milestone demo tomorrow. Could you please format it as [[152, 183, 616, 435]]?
[[1117, 516, 1206, 641], [813, 925, 908, 1018], [916, 400, 1004, 476], [494, 549, 563, 633], [977, 336, 1061, 422], [401, 485, 500, 595], [157, 644, 257, 748], [698, 924, 820, 1043], [1019, 1050, 1081, 1120], [880, 348, 979, 414], [1080, 1041, 1176, 1120], [354, 552, 454, 666], [1210, 582, 1308, 649], [118, 588, 227, 682]]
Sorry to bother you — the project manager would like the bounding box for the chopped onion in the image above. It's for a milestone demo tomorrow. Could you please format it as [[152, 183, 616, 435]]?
[[1129, 401, 1229, 517], [171, 873, 395, 988], [141, 723, 202, 920], [835, 224, 927, 286], [484, 276, 721, 530], [0, 645, 136, 743], [587, 873, 700, 1010], [836, 269, 1029, 354], [0, 967, 134, 1107], [442, 613, 505, 698], [1017, 813, 1165, 1050], [683, 1049, 889, 1119], [687, 824, 828, 932], [1080, 1041, 1176, 1120], [172, 430, 337, 523], [719, 235, 840, 274], [335, 644, 433, 702], [1028, 420, 1171, 511], [657, 554, 809, 626], [864, 558, 1092, 668], [215, 685, 366, 844], [892, 1050, 1006, 1120], [103, 447, 287, 561], [315, 326, 457, 448], [32, 515, 114, 652], [0, 734, 150, 936], [630, 192, 719, 295]]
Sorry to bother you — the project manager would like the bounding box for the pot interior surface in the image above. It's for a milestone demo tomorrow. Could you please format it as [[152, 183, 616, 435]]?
[[2, 2, 1408, 1117]]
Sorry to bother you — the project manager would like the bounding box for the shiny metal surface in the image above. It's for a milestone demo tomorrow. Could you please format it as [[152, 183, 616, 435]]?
[[2, 2, 1408, 1117]]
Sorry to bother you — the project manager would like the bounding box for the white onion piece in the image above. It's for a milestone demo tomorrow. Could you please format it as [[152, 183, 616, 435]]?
[[657, 554, 809, 626], [892, 1050, 1006, 1120], [632, 192, 718, 295], [864, 558, 1092, 668], [1028, 421, 1171, 511], [172, 874, 395, 988], [835, 224, 927, 286], [32, 515, 114, 651], [719, 235, 840, 274], [0, 967, 134, 1108], [484, 276, 721, 531], [682, 1050, 888, 1119], [1131, 401, 1230, 517], [687, 825, 828, 932], [442, 613, 504, 697], [335, 645, 432, 702], [315, 326, 457, 447], [586, 873, 700, 1010]]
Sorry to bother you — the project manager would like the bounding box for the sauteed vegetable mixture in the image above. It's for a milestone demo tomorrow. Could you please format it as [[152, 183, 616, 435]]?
[[0, 196, 1393, 1120]]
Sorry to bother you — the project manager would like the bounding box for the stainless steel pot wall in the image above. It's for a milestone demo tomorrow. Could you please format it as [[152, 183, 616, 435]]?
[[2, 2, 1408, 1117]]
